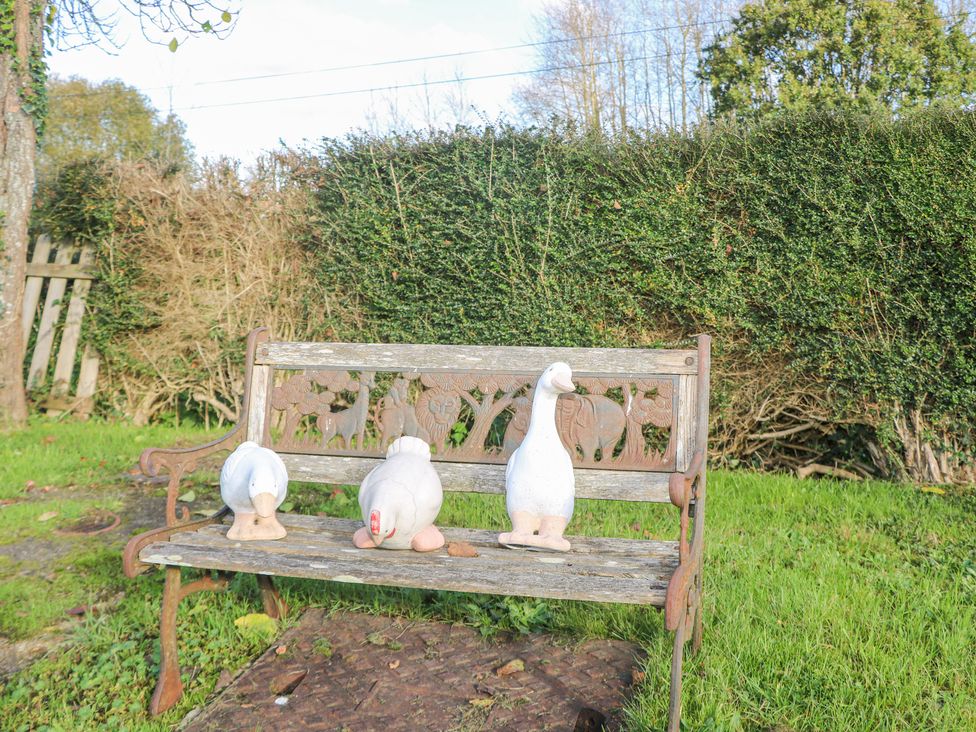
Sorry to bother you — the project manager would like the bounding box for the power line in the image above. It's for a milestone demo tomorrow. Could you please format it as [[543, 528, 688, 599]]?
[[50, 16, 732, 100], [189, 17, 731, 88], [173, 51, 693, 112]]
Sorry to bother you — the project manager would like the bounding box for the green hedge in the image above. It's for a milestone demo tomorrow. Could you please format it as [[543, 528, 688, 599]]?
[[303, 109, 976, 478]]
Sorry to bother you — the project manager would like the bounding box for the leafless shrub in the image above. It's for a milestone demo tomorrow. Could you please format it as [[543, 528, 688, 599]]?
[[93, 156, 348, 426]]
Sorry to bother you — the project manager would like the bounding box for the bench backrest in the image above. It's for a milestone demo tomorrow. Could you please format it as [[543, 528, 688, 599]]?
[[239, 329, 710, 504]]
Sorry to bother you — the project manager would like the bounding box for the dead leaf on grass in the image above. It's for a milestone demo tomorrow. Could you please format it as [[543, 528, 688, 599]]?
[[447, 541, 479, 558], [631, 669, 646, 685], [495, 658, 525, 677], [37, 511, 58, 522], [469, 697, 495, 709]]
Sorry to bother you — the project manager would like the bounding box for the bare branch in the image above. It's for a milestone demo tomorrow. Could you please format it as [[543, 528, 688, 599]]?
[[51, 0, 240, 51]]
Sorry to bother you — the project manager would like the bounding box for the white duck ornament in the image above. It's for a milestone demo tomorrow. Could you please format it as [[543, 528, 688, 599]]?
[[499, 362, 576, 552], [220, 441, 289, 541], [353, 436, 445, 552]]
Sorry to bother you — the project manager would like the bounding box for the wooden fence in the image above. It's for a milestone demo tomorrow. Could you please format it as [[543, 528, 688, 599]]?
[[22, 235, 100, 417]]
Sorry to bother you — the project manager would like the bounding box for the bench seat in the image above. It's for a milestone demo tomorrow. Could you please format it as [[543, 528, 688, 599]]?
[[141, 514, 680, 606]]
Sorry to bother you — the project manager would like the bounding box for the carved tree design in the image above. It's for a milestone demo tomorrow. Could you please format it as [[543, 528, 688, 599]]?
[[422, 373, 524, 457], [268, 369, 676, 471], [621, 379, 674, 463]]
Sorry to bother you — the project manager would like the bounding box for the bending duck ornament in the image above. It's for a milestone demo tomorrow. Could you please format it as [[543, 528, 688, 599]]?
[[354, 436, 445, 551], [499, 362, 576, 552]]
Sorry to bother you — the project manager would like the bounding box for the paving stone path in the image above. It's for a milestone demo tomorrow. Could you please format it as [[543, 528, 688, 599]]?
[[185, 608, 644, 732]]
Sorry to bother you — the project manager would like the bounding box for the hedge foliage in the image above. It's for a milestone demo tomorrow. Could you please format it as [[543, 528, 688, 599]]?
[[38, 108, 975, 480], [303, 109, 976, 477]]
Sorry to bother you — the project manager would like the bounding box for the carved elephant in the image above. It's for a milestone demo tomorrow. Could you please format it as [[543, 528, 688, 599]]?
[[556, 393, 626, 462]]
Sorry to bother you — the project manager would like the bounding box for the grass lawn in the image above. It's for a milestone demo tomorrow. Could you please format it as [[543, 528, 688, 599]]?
[[0, 419, 973, 731]]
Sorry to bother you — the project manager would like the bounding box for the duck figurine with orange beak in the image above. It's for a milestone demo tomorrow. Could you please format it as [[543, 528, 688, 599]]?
[[353, 436, 445, 551], [499, 362, 576, 552]]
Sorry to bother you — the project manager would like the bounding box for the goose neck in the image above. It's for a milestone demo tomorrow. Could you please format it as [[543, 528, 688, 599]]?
[[526, 387, 560, 440]]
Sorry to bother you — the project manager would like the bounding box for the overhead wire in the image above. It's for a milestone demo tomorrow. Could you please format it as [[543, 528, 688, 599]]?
[[49, 16, 733, 100], [173, 50, 705, 112]]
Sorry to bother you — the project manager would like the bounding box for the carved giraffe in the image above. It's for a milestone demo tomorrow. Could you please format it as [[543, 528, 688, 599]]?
[[321, 372, 376, 449]]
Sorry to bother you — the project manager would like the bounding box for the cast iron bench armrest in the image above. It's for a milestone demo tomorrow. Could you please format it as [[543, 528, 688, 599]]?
[[123, 506, 232, 578], [134, 327, 269, 533], [140, 425, 244, 525], [124, 430, 244, 578], [664, 449, 706, 631]]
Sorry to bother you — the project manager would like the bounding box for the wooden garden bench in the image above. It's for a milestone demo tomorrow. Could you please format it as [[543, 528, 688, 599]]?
[[123, 327, 711, 730]]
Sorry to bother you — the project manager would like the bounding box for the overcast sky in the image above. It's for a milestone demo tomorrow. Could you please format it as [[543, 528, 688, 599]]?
[[50, 0, 545, 162]]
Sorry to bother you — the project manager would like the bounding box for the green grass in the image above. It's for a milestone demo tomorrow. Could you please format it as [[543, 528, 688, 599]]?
[[0, 419, 210, 640], [0, 417, 211, 499], [0, 420, 973, 730]]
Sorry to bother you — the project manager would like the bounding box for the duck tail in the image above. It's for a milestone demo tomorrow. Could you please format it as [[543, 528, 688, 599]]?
[[386, 435, 432, 460]]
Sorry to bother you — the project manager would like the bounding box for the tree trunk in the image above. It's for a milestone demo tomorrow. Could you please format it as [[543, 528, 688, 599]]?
[[0, 1, 40, 428]]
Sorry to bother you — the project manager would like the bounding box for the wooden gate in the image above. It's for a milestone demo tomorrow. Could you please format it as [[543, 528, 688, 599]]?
[[22, 235, 100, 417]]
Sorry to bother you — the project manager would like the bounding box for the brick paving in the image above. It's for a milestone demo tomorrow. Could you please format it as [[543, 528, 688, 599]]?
[[185, 608, 644, 731]]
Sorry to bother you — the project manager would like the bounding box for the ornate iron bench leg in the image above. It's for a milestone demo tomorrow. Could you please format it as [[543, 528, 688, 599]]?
[[149, 567, 232, 716], [257, 574, 288, 619], [150, 567, 185, 716], [691, 571, 703, 656], [667, 609, 687, 732]]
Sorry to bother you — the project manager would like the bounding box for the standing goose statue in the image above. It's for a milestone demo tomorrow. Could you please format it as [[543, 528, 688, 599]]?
[[220, 441, 289, 541], [499, 362, 577, 552], [353, 436, 445, 551]]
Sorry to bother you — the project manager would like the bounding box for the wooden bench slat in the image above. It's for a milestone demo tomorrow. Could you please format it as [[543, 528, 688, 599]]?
[[142, 516, 678, 605], [223, 514, 677, 557], [257, 341, 699, 376], [175, 530, 678, 584], [279, 454, 672, 503], [181, 523, 678, 577]]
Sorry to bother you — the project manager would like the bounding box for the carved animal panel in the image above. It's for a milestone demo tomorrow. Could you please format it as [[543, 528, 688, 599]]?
[[269, 369, 676, 471]]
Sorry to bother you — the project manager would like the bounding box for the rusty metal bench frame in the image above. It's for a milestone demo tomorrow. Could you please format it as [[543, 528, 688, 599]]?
[[124, 327, 710, 729]]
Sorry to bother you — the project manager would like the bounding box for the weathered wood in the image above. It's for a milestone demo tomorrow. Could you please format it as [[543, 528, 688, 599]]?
[[246, 363, 272, 443], [50, 247, 95, 400], [257, 341, 699, 376], [177, 527, 678, 582], [26, 245, 75, 389], [24, 262, 95, 280], [278, 453, 672, 502], [675, 375, 697, 474], [74, 344, 100, 418], [187, 514, 678, 562], [142, 516, 677, 605], [20, 235, 52, 341]]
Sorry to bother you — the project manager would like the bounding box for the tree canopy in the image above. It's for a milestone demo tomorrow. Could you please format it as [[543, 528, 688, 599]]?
[[701, 0, 976, 118], [39, 75, 193, 182]]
